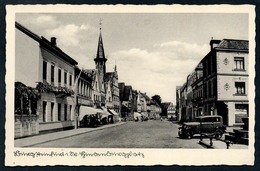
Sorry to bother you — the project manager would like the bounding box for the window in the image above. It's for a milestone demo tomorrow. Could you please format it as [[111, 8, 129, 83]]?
[[64, 104, 67, 121], [235, 82, 245, 94], [58, 103, 61, 121], [234, 57, 245, 70], [69, 74, 72, 86], [64, 71, 67, 85], [51, 102, 54, 122], [58, 69, 61, 85], [69, 105, 72, 121], [51, 65, 55, 85], [43, 61, 47, 81], [42, 101, 47, 122]]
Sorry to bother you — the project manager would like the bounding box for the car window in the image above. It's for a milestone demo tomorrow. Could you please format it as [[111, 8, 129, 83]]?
[[212, 117, 220, 122], [195, 118, 201, 122], [201, 117, 212, 122]]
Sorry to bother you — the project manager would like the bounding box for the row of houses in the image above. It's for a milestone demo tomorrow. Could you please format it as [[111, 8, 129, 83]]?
[[176, 39, 249, 126], [14, 21, 163, 138], [118, 83, 162, 121]]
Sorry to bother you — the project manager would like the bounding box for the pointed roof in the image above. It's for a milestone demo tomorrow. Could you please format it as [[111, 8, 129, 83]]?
[[104, 72, 114, 82], [94, 32, 107, 62], [216, 39, 248, 50], [161, 102, 173, 111]]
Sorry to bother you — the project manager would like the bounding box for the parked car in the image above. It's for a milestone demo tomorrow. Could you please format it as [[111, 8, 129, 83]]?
[[178, 115, 226, 139]]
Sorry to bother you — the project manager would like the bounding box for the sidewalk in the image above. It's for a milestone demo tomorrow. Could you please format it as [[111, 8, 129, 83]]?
[[15, 122, 126, 147], [199, 138, 248, 149]]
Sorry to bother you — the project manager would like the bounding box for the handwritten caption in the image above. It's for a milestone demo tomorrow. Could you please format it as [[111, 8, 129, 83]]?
[[14, 150, 145, 159]]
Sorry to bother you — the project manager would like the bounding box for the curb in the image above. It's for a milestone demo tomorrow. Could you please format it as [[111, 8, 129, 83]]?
[[17, 122, 127, 147]]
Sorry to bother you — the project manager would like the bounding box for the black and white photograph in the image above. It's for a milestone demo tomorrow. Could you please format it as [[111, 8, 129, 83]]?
[[5, 5, 255, 166]]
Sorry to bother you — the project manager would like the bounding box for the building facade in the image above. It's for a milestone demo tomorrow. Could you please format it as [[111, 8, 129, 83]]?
[[16, 22, 79, 134], [202, 39, 249, 126], [177, 39, 249, 126]]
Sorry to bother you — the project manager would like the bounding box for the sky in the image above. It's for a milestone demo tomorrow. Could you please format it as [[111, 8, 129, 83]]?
[[15, 13, 248, 104]]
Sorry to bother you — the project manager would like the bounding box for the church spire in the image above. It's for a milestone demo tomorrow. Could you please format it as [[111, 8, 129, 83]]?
[[95, 18, 106, 61], [94, 19, 107, 81]]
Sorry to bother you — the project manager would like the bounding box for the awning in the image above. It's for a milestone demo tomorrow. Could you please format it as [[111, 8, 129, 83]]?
[[134, 112, 142, 118], [100, 107, 112, 119], [79, 106, 98, 121], [108, 109, 119, 116]]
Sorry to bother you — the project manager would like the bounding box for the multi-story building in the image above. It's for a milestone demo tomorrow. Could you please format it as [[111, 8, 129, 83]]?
[[138, 91, 148, 117], [177, 39, 248, 126], [104, 66, 120, 122], [140, 92, 151, 118], [202, 39, 249, 126], [119, 83, 134, 120], [15, 22, 78, 134], [161, 102, 176, 119], [105, 66, 120, 113], [190, 62, 204, 118]]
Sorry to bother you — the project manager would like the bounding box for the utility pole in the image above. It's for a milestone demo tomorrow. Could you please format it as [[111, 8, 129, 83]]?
[[73, 68, 83, 129]]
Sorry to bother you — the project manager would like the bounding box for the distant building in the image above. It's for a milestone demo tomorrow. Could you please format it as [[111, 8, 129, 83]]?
[[119, 83, 134, 120], [104, 66, 120, 122], [161, 102, 176, 120]]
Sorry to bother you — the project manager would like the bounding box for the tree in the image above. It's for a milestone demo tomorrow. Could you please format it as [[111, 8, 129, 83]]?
[[152, 95, 162, 107]]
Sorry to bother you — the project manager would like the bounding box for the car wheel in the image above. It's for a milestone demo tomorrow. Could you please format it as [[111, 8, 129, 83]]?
[[187, 131, 193, 139], [215, 129, 223, 138], [178, 129, 184, 138]]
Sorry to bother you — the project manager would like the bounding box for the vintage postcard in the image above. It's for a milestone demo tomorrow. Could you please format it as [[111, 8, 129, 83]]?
[[5, 5, 255, 166]]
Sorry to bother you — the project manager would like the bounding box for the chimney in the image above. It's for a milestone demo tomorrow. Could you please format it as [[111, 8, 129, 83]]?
[[50, 37, 57, 46], [210, 39, 221, 50]]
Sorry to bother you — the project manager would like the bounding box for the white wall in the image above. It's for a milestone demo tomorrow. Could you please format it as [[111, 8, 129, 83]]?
[[15, 29, 40, 87]]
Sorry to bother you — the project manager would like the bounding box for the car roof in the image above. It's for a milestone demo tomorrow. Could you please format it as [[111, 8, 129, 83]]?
[[195, 115, 222, 119]]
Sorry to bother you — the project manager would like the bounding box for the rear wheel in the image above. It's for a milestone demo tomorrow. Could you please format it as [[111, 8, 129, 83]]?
[[215, 129, 224, 138], [187, 130, 194, 139]]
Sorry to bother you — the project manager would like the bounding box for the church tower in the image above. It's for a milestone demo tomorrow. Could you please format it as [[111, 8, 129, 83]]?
[[94, 20, 107, 82]]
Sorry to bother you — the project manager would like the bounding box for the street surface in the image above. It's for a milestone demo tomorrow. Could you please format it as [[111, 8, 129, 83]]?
[[32, 120, 204, 148]]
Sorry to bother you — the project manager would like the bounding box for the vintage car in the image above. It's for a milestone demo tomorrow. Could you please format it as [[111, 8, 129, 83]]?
[[178, 115, 226, 139]]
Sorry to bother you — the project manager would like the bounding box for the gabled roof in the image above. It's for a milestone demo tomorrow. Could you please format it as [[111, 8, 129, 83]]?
[[216, 39, 248, 51], [104, 72, 114, 82], [161, 102, 173, 110], [140, 92, 151, 101], [118, 83, 132, 101], [84, 69, 97, 80], [123, 86, 132, 101]]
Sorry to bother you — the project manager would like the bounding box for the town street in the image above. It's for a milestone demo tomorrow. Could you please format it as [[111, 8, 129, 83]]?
[[32, 120, 204, 148]]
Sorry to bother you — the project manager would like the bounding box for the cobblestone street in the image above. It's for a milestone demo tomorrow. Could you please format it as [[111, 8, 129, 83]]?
[[31, 120, 204, 148]]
